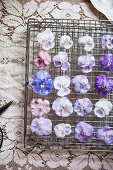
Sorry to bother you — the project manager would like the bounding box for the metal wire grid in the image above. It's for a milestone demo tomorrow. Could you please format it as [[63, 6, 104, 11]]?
[[24, 18, 113, 151]]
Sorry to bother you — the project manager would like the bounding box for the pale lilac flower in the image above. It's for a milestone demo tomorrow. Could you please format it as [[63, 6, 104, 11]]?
[[96, 125, 113, 145], [54, 76, 71, 96], [31, 117, 52, 136], [78, 54, 95, 73], [54, 123, 71, 138], [37, 28, 55, 50], [30, 98, 50, 117], [53, 51, 70, 71], [60, 35, 73, 49], [74, 98, 93, 116], [34, 50, 51, 68], [72, 75, 90, 94], [75, 121, 94, 142], [94, 98, 112, 118], [101, 35, 113, 50], [52, 97, 73, 117], [78, 35, 94, 51]]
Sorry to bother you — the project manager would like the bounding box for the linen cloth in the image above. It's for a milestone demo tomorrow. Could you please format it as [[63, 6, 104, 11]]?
[[0, 0, 112, 170]]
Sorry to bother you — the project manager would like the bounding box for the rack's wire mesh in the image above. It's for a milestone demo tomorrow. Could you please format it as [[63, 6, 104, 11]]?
[[24, 18, 113, 151]]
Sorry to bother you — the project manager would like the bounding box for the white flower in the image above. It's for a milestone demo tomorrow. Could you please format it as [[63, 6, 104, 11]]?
[[54, 123, 71, 138], [60, 35, 73, 49], [41, 149, 70, 168], [54, 75, 70, 96], [51, 2, 80, 19], [78, 35, 94, 51], [52, 97, 73, 117], [94, 98, 112, 118], [37, 28, 55, 50]]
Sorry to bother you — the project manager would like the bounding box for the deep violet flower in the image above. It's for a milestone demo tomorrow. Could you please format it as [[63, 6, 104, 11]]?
[[75, 121, 94, 142], [74, 98, 93, 116], [95, 74, 113, 95], [100, 54, 113, 71], [30, 71, 53, 95], [96, 125, 113, 145]]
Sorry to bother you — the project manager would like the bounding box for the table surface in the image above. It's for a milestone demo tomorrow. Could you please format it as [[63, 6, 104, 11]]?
[[0, 0, 112, 170]]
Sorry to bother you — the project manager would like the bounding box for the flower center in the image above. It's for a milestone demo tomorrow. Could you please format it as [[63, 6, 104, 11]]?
[[107, 62, 111, 66], [41, 83, 45, 88], [101, 85, 105, 89]]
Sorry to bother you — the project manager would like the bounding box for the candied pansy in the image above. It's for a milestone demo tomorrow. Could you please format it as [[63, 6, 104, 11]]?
[[78, 35, 94, 51], [96, 125, 113, 145], [37, 28, 55, 50], [78, 54, 95, 73], [34, 50, 51, 68], [54, 75, 70, 96], [54, 123, 71, 138], [30, 71, 53, 95], [52, 97, 73, 117], [30, 98, 50, 117], [100, 54, 113, 71], [72, 75, 90, 94], [60, 35, 73, 49], [75, 121, 94, 142], [74, 98, 93, 116], [101, 35, 113, 50], [53, 51, 70, 71], [95, 74, 113, 95], [94, 98, 112, 118], [31, 117, 52, 136]]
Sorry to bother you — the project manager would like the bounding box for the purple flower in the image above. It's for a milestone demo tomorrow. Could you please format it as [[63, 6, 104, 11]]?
[[31, 117, 52, 136], [52, 97, 73, 117], [74, 98, 93, 116], [72, 75, 90, 94], [95, 74, 113, 95], [96, 125, 113, 145], [30, 98, 50, 117], [75, 121, 94, 142], [78, 54, 95, 73], [101, 35, 113, 50], [53, 51, 70, 71], [100, 54, 113, 71], [30, 71, 53, 95]]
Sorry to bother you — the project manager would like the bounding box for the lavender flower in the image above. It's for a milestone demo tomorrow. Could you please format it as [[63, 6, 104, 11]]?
[[96, 125, 113, 145], [94, 98, 112, 118], [95, 74, 113, 95], [52, 97, 73, 117], [30, 71, 53, 95], [54, 75, 70, 96], [75, 121, 94, 142], [78, 54, 95, 73], [30, 98, 50, 117], [60, 35, 73, 49], [72, 75, 90, 94], [78, 35, 94, 51], [101, 35, 113, 50], [54, 123, 71, 138], [37, 28, 55, 50], [74, 98, 93, 116], [31, 117, 52, 136], [53, 51, 70, 71], [100, 54, 113, 71]]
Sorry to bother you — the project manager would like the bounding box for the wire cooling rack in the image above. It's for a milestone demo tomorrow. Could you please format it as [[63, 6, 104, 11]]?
[[24, 18, 113, 151]]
